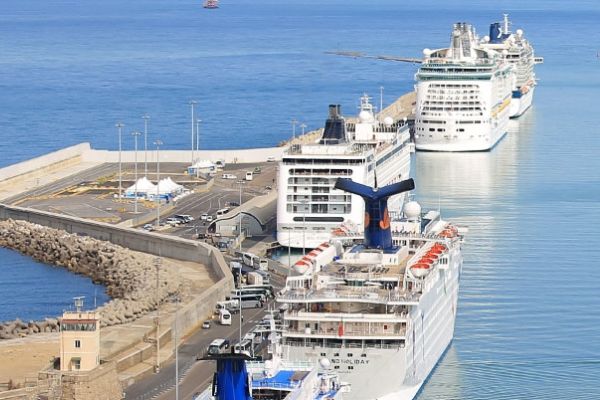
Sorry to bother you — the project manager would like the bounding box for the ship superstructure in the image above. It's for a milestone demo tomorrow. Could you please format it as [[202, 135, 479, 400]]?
[[277, 94, 411, 249], [480, 14, 543, 118], [415, 22, 514, 151], [277, 178, 464, 400]]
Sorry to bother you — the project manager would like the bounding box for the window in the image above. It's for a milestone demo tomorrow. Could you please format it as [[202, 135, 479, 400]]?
[[75, 340, 81, 348], [333, 353, 339, 357], [320, 353, 326, 357], [71, 357, 81, 370], [334, 365, 340, 370], [348, 366, 354, 370], [347, 353, 353, 357]]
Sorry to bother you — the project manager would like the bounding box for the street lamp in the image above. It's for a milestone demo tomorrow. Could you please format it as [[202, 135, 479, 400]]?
[[300, 123, 307, 136], [238, 181, 244, 252], [142, 114, 150, 176], [154, 139, 163, 227], [379, 86, 384, 121], [196, 119, 202, 152], [291, 118, 298, 140], [132, 131, 142, 214], [299, 199, 308, 256], [116, 122, 124, 198], [154, 256, 161, 373], [189, 100, 197, 164]]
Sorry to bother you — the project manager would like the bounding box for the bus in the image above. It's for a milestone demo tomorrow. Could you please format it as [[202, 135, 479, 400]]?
[[207, 339, 230, 355], [242, 252, 269, 272], [233, 339, 254, 355], [219, 309, 232, 325]]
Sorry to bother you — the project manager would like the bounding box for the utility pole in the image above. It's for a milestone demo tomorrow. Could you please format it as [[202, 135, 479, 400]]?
[[189, 100, 197, 164], [116, 122, 124, 199], [380, 86, 384, 121], [300, 123, 307, 136], [291, 118, 298, 140], [154, 256, 161, 373], [154, 139, 163, 227], [132, 131, 142, 213], [142, 114, 150, 176]]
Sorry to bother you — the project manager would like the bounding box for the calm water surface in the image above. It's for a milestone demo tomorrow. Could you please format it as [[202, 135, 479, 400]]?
[[0, 0, 599, 397]]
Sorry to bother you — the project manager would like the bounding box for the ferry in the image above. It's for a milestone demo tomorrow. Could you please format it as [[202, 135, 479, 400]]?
[[277, 94, 412, 249], [277, 177, 464, 400], [479, 14, 543, 118], [414, 22, 514, 151]]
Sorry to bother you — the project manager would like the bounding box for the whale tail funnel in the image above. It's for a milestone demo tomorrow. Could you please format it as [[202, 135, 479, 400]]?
[[334, 178, 415, 250]]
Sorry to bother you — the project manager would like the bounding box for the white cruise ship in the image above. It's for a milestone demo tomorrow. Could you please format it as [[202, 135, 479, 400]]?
[[415, 22, 514, 152], [480, 15, 543, 118], [277, 94, 412, 249], [277, 177, 464, 400]]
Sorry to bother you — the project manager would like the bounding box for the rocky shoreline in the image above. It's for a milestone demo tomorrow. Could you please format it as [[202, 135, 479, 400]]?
[[0, 219, 183, 339]]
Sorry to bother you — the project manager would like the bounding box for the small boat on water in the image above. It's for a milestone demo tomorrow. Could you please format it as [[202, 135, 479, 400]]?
[[203, 0, 219, 9]]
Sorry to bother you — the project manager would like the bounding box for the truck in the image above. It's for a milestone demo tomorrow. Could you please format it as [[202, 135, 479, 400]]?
[[246, 271, 263, 286]]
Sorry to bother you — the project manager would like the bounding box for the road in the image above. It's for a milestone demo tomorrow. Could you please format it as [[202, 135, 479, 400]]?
[[125, 260, 286, 400]]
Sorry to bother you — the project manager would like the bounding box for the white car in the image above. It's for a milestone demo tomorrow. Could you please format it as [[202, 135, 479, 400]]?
[[201, 213, 209, 221], [222, 174, 237, 180], [206, 215, 213, 222], [267, 156, 276, 162]]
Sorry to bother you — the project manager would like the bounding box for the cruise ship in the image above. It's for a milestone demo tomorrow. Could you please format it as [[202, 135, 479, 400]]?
[[480, 15, 543, 118], [277, 94, 412, 249], [277, 177, 464, 400], [414, 22, 514, 152]]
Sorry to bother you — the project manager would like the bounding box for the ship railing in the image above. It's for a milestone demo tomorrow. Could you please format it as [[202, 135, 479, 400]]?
[[280, 288, 419, 304], [284, 327, 407, 337], [284, 310, 409, 320], [284, 340, 406, 350]]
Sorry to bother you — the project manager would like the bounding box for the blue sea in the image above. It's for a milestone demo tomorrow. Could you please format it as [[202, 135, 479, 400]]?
[[1, 0, 599, 397]]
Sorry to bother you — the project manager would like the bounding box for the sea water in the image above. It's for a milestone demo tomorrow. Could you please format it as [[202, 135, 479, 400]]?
[[0, 0, 599, 397]]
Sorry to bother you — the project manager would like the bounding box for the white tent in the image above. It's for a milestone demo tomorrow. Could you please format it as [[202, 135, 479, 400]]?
[[188, 159, 215, 175], [156, 177, 185, 195], [125, 177, 157, 196]]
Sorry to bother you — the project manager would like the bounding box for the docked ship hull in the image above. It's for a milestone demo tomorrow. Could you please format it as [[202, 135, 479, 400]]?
[[282, 248, 461, 400], [509, 85, 534, 119]]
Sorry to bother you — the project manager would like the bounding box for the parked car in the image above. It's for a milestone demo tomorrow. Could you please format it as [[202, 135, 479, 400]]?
[[228, 201, 240, 207], [267, 156, 276, 162], [202, 320, 211, 329], [206, 215, 213, 222], [253, 166, 261, 174], [166, 217, 181, 226], [222, 174, 237, 180], [142, 224, 155, 231], [201, 213, 209, 221]]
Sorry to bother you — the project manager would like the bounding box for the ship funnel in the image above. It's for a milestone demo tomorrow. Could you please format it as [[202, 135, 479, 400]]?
[[334, 178, 415, 250], [202, 353, 253, 400], [489, 22, 506, 44], [320, 104, 347, 144]]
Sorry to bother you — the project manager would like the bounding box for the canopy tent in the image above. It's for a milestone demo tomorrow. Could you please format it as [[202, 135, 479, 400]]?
[[124, 177, 157, 196], [188, 159, 216, 176], [156, 177, 185, 195]]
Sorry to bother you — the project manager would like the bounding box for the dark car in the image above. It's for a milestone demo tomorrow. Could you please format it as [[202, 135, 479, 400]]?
[[228, 201, 240, 207]]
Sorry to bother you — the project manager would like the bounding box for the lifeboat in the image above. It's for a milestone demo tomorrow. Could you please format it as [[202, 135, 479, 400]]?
[[428, 248, 443, 255], [410, 263, 431, 278]]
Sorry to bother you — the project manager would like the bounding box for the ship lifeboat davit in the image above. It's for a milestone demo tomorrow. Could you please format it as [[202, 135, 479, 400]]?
[[410, 263, 431, 278]]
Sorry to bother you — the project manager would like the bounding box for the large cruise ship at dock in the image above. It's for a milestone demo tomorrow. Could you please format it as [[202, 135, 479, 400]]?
[[277, 178, 464, 400], [480, 15, 543, 118], [414, 22, 514, 152], [277, 94, 412, 249]]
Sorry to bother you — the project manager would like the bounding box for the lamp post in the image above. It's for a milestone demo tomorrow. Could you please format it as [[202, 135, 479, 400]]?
[[132, 131, 142, 213], [196, 119, 202, 152], [238, 181, 244, 252], [300, 123, 307, 136], [189, 100, 197, 164], [379, 86, 384, 121], [142, 114, 150, 176], [299, 199, 308, 256], [154, 256, 161, 373], [154, 139, 163, 227], [291, 118, 298, 140], [116, 122, 124, 198]]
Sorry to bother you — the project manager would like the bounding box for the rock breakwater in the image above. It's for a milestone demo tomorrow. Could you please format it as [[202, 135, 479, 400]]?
[[0, 219, 183, 338]]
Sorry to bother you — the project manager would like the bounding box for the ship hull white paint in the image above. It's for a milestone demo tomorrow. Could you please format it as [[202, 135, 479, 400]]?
[[282, 248, 461, 400], [416, 129, 507, 152], [509, 86, 534, 118]]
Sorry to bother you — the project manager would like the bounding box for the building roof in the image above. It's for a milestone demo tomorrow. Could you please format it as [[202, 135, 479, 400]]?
[[209, 191, 277, 230]]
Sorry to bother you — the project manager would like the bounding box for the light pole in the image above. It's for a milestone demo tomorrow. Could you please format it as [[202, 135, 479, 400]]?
[[189, 100, 197, 164], [299, 199, 308, 256], [300, 123, 307, 136], [238, 181, 244, 252], [196, 119, 202, 152], [116, 122, 124, 199], [154, 139, 163, 227], [291, 118, 298, 140], [132, 131, 142, 213], [154, 256, 161, 373], [379, 86, 384, 121], [142, 114, 150, 176], [174, 269, 180, 400]]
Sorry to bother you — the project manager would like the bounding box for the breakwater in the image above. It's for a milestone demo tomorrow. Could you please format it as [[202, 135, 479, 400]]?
[[0, 219, 181, 337]]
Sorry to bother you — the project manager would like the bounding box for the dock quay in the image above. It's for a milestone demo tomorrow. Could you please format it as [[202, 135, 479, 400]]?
[[0, 90, 416, 399]]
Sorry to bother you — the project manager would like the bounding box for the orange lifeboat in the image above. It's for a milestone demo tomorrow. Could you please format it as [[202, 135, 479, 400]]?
[[410, 263, 431, 278]]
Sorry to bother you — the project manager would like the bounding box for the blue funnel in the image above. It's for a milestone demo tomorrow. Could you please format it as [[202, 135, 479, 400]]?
[[334, 178, 415, 250], [204, 353, 253, 400]]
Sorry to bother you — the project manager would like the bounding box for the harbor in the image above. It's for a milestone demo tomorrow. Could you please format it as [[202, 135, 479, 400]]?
[[1, 1, 600, 400]]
